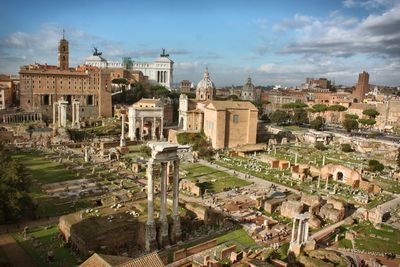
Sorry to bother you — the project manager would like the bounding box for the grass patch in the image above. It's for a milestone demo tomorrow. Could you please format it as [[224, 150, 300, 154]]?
[[12, 152, 80, 184], [181, 163, 250, 193], [216, 229, 256, 248], [12, 225, 77, 267], [351, 222, 400, 254]]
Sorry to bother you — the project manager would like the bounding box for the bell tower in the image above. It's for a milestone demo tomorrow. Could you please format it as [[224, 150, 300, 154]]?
[[58, 30, 69, 70]]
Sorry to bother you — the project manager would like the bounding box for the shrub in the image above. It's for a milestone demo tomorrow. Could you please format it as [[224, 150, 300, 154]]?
[[368, 160, 384, 172], [315, 141, 328, 151], [341, 143, 353, 152]]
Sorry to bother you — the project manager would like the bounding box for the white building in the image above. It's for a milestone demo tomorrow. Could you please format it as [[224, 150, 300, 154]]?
[[85, 49, 174, 89]]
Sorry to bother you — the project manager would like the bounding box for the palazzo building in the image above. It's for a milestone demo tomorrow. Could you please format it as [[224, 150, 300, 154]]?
[[85, 49, 174, 89], [19, 36, 112, 122]]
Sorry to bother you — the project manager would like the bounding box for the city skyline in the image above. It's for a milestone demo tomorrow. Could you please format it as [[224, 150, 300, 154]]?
[[0, 0, 399, 87]]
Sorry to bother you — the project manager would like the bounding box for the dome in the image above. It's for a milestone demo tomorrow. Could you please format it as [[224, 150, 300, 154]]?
[[242, 77, 254, 92], [197, 67, 215, 90]]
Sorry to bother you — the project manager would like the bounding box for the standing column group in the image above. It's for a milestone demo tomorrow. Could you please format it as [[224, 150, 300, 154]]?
[[145, 156, 181, 251]]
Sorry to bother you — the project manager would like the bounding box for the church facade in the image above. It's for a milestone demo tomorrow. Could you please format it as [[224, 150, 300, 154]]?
[[177, 68, 258, 149]]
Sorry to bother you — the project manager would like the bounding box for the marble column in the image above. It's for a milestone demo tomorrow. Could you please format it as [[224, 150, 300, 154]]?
[[159, 161, 169, 246], [152, 117, 157, 140], [120, 114, 126, 147], [57, 104, 61, 127], [145, 160, 157, 251], [59, 101, 68, 128], [140, 117, 144, 140], [171, 159, 181, 243], [160, 117, 164, 140], [128, 108, 136, 141], [294, 153, 298, 165], [291, 218, 296, 242]]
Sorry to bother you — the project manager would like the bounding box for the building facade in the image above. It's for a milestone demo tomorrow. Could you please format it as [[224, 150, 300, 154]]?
[[353, 71, 369, 102], [85, 49, 174, 89], [0, 75, 16, 110], [203, 101, 258, 149], [19, 37, 112, 122]]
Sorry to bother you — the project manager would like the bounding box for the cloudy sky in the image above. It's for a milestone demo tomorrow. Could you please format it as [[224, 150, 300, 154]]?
[[0, 0, 399, 87]]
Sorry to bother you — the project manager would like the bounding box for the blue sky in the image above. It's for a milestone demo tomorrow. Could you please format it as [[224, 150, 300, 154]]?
[[0, 0, 399, 86]]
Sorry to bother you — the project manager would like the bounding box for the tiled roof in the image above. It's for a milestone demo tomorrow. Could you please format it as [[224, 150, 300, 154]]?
[[205, 100, 258, 111], [80, 252, 164, 267], [117, 252, 164, 267]]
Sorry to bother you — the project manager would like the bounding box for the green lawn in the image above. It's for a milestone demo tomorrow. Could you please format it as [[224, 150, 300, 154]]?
[[12, 152, 80, 184], [216, 229, 256, 248], [351, 222, 400, 254], [181, 163, 250, 193], [12, 151, 94, 218], [373, 177, 400, 194], [12, 225, 78, 267]]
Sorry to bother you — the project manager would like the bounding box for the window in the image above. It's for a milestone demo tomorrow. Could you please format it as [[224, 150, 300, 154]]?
[[233, 115, 239, 123], [87, 95, 94, 105]]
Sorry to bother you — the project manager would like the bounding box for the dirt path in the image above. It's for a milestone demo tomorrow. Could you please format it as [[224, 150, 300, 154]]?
[[0, 234, 36, 267], [0, 216, 59, 235]]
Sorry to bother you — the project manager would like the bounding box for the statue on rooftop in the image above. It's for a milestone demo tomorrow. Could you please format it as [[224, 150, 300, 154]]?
[[93, 47, 102, 56]]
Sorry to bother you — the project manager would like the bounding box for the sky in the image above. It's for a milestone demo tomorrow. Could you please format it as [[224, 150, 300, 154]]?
[[0, 0, 399, 87]]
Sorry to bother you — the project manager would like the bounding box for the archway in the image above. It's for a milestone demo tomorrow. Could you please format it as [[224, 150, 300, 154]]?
[[336, 171, 344, 181]]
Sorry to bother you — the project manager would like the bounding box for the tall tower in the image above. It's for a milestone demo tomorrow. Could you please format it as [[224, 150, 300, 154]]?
[[353, 71, 369, 102], [58, 30, 69, 70]]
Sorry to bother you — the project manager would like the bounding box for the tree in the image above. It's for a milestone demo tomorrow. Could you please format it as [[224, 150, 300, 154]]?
[[315, 141, 328, 151], [368, 159, 384, 172], [270, 110, 290, 125], [227, 94, 239, 100], [363, 109, 380, 119], [260, 114, 271, 123], [291, 109, 309, 126], [343, 119, 359, 132], [111, 78, 129, 85], [0, 146, 33, 223], [327, 105, 347, 112], [341, 143, 353, 152], [310, 116, 325, 131], [282, 102, 308, 109], [311, 104, 328, 113], [358, 118, 376, 130], [345, 114, 359, 120], [397, 148, 400, 168]]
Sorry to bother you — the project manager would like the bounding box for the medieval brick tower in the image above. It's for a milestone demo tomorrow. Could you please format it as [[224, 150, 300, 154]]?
[[58, 31, 69, 70], [353, 71, 369, 102]]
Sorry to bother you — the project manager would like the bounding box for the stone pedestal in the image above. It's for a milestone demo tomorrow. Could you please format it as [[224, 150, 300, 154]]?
[[158, 219, 169, 247], [145, 222, 157, 252], [171, 215, 182, 243]]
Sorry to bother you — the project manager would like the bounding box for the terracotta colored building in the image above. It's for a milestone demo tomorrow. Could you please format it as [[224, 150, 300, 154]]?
[[203, 100, 258, 149], [19, 36, 112, 121]]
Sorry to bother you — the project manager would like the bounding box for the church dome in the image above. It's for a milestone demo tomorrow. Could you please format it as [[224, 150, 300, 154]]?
[[242, 77, 254, 92], [197, 67, 215, 90]]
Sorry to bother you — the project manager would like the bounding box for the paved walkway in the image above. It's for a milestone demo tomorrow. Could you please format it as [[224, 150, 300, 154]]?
[[198, 159, 300, 195], [0, 234, 36, 267]]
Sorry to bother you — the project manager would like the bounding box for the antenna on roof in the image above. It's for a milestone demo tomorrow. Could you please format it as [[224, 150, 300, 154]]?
[[62, 29, 65, 39]]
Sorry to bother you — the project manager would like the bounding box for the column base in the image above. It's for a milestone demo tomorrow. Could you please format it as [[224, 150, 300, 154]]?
[[157, 219, 169, 248], [120, 137, 126, 147], [145, 222, 157, 252], [171, 215, 182, 244]]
